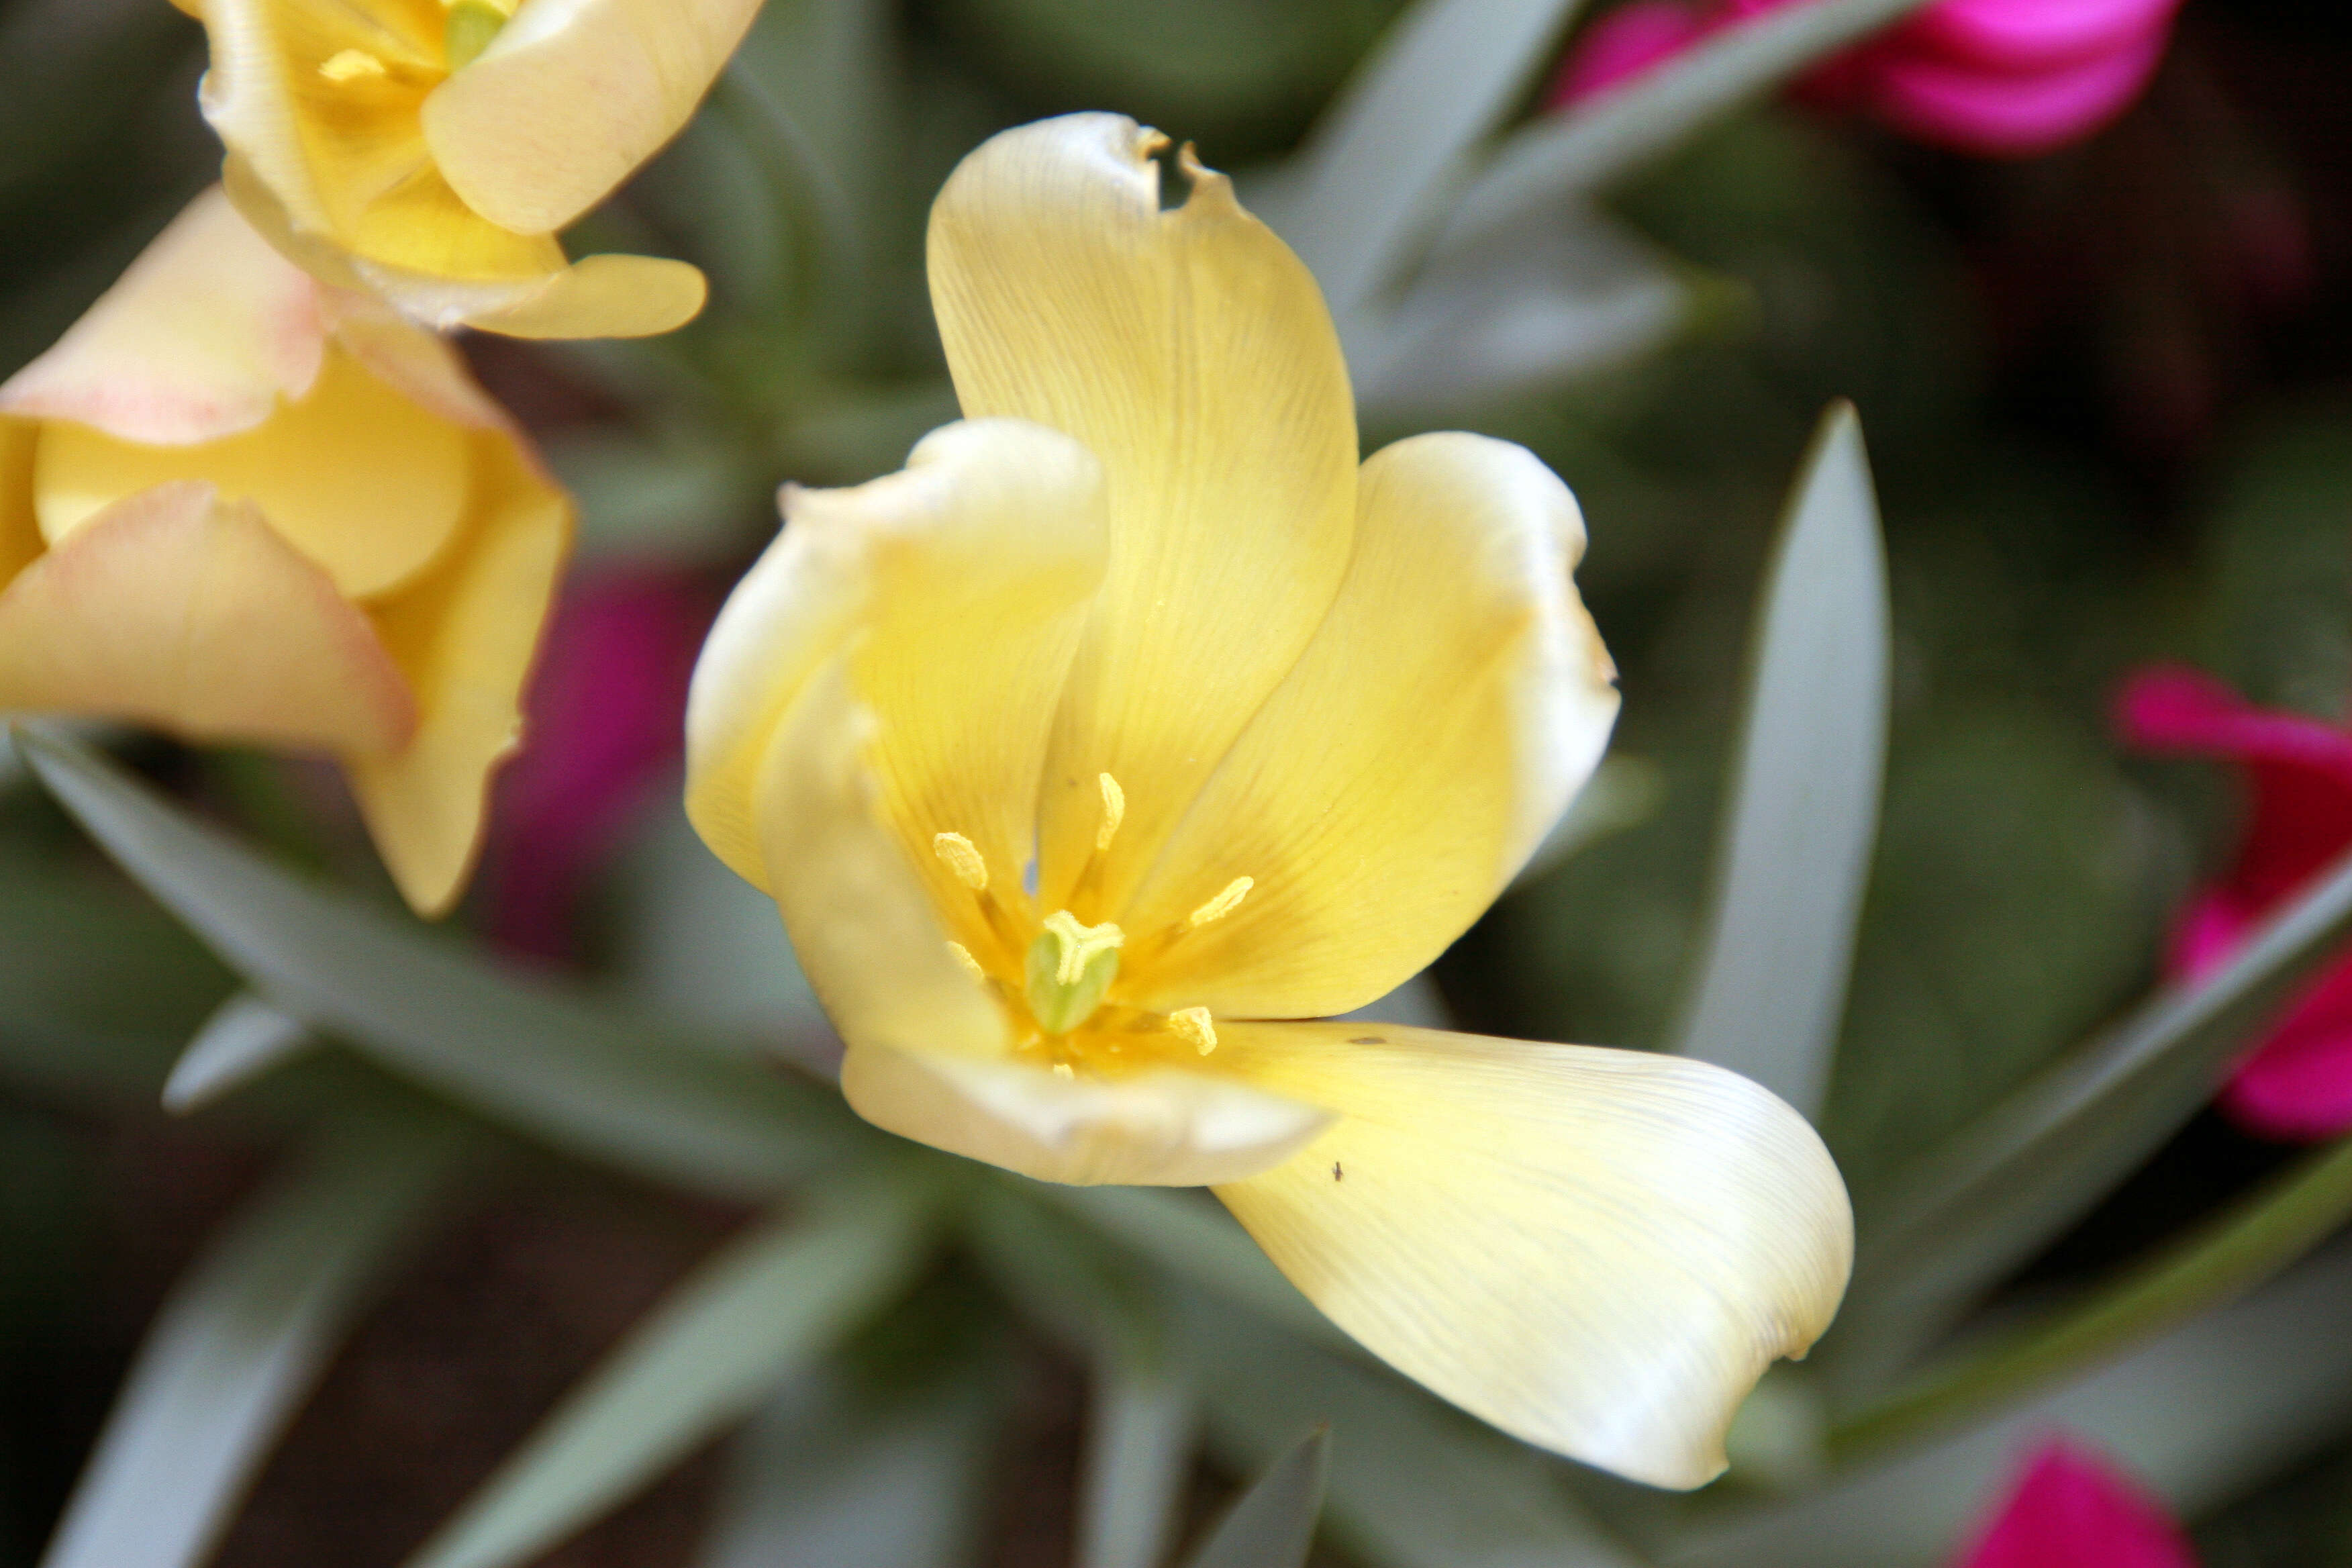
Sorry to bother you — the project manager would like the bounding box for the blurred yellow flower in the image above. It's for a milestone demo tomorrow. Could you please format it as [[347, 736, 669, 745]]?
[[172, 0, 763, 339], [684, 113, 1852, 1489], [0, 187, 569, 916]]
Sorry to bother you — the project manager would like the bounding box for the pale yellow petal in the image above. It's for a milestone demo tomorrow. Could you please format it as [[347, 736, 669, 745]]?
[[927, 113, 1359, 913], [1212, 1021, 1851, 1490], [197, 0, 448, 248], [346, 433, 569, 916], [0, 422, 38, 585], [454, 253, 708, 340], [751, 656, 1008, 1059], [685, 418, 1107, 895], [0, 187, 325, 446], [220, 144, 702, 340], [842, 1042, 1332, 1187], [423, 0, 765, 234], [320, 288, 509, 430], [34, 350, 469, 601], [1124, 434, 1619, 1018], [0, 480, 414, 754]]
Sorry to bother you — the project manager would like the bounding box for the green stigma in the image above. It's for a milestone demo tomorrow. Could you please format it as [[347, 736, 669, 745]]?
[[443, 0, 509, 71], [1025, 912, 1124, 1036]]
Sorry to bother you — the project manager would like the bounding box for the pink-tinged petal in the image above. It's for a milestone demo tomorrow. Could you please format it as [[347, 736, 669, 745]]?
[[1863, 29, 2168, 157], [0, 480, 414, 755], [2220, 957, 2352, 1140], [483, 567, 714, 963], [1955, 1439, 2196, 1568], [0, 188, 325, 446], [2117, 667, 2352, 908], [1548, 1, 1709, 106], [1904, 0, 2182, 75]]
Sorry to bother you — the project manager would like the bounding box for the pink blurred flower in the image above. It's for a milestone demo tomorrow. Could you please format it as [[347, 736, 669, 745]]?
[[481, 566, 718, 964], [1956, 1439, 2196, 1567], [1549, 0, 2185, 158], [2116, 665, 2352, 1140]]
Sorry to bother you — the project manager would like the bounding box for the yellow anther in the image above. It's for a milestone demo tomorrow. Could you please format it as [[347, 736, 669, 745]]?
[[1095, 772, 1126, 850], [933, 832, 989, 891], [318, 48, 389, 81], [1187, 876, 1254, 928], [1169, 1006, 1218, 1056], [945, 942, 987, 984], [1052, 1062, 1076, 1080]]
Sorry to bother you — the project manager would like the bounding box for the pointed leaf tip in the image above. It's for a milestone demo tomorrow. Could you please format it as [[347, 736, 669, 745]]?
[[1182, 1426, 1330, 1568]]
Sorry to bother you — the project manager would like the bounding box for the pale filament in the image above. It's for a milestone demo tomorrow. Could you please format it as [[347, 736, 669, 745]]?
[[929, 832, 1026, 970], [1187, 876, 1253, 928]]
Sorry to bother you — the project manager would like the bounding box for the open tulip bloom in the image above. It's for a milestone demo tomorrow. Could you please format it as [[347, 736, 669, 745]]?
[[685, 114, 1853, 1489], [175, 0, 763, 338], [0, 187, 569, 916]]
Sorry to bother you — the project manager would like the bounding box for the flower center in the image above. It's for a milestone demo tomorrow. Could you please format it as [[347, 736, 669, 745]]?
[[923, 771, 1253, 1073], [1024, 912, 1124, 1034]]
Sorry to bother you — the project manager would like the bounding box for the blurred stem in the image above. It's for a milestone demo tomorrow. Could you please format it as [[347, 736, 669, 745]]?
[[1829, 1134, 2352, 1464]]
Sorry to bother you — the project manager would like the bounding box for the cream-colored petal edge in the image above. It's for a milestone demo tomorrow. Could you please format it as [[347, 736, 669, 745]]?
[[750, 654, 1007, 1063], [927, 113, 1359, 914], [1213, 1021, 1852, 1490], [346, 434, 570, 918], [457, 254, 708, 341], [842, 1042, 1332, 1187], [0, 480, 414, 756], [1123, 432, 1619, 1019], [685, 418, 1106, 894], [424, 0, 765, 235], [0, 187, 324, 446]]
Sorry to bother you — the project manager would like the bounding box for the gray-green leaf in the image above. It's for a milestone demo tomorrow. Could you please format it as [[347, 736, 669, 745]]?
[[406, 1175, 933, 1568], [18, 725, 851, 1199], [40, 1112, 469, 1568], [1674, 401, 1887, 1120]]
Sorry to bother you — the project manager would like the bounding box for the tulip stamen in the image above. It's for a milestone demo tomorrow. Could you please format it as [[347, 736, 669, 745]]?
[[1168, 1006, 1217, 1056], [318, 49, 390, 83], [1187, 876, 1254, 928], [945, 942, 988, 984], [933, 831, 989, 891], [1095, 772, 1125, 850]]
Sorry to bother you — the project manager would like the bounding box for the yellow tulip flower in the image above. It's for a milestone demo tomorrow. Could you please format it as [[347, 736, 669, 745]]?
[[0, 187, 569, 916], [684, 114, 1852, 1489], [170, 0, 763, 339]]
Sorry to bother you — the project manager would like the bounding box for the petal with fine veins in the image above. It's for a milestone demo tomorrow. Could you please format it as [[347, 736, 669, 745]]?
[[0, 187, 324, 447], [928, 113, 1359, 912], [752, 656, 1008, 1060], [1213, 1021, 1852, 1490], [34, 350, 471, 600], [842, 1044, 1332, 1187], [424, 0, 765, 236], [0, 480, 415, 755], [1125, 434, 1618, 1020], [687, 418, 1107, 896], [346, 434, 569, 917]]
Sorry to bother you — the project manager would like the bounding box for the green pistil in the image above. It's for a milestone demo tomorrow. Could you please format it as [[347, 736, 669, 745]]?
[[1025, 912, 1124, 1036], [444, 0, 509, 70]]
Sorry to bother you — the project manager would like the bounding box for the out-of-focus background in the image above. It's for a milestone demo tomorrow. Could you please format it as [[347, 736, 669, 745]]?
[[7, 0, 2352, 1562]]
